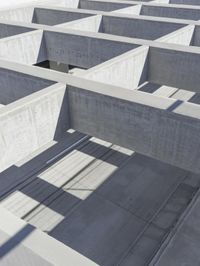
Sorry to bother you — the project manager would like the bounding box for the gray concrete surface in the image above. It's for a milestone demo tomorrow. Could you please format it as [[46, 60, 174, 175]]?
[[1, 1, 200, 265]]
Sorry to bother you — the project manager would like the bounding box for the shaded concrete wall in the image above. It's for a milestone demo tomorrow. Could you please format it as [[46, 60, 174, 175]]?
[[0, 83, 69, 172], [0, 69, 54, 105], [141, 5, 200, 20], [170, 0, 200, 5], [68, 84, 200, 173], [44, 31, 136, 68], [33, 8, 93, 26], [191, 26, 200, 46], [79, 0, 133, 11], [101, 16, 185, 40], [148, 47, 200, 91], [0, 24, 34, 38]]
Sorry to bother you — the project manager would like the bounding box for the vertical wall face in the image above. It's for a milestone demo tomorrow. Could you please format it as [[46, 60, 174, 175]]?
[[148, 48, 200, 91], [0, 69, 55, 104], [191, 26, 200, 47], [0, 30, 47, 65], [83, 47, 149, 89], [156, 25, 194, 46], [58, 15, 102, 32], [68, 85, 200, 174], [0, 7, 34, 23], [111, 5, 142, 15], [141, 6, 200, 20], [44, 31, 136, 68], [79, 0, 133, 11], [32, 8, 93, 26], [0, 83, 69, 173], [170, 0, 200, 5], [101, 16, 185, 40], [0, 24, 34, 39]]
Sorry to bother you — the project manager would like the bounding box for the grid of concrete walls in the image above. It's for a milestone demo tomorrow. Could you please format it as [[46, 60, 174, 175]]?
[[1, 1, 200, 266]]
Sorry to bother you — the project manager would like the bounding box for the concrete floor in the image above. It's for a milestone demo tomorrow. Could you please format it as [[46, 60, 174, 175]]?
[[1, 135, 199, 265]]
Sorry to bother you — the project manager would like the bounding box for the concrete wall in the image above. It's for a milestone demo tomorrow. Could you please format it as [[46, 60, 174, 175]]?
[[33, 8, 93, 26], [0, 83, 69, 172], [170, 0, 200, 5], [101, 16, 185, 40], [83, 46, 149, 89], [44, 31, 136, 68], [112, 5, 142, 15], [0, 69, 54, 105], [0, 7, 34, 23], [79, 0, 133, 12], [0, 24, 34, 38], [141, 5, 200, 20], [151, 0, 170, 3], [148, 47, 200, 92], [68, 83, 200, 174], [0, 30, 47, 64], [0, 0, 79, 10], [157, 25, 194, 45], [191, 26, 200, 46], [58, 15, 102, 32]]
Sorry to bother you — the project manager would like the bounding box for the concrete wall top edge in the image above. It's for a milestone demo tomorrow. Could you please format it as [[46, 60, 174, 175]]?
[[0, 57, 199, 121]]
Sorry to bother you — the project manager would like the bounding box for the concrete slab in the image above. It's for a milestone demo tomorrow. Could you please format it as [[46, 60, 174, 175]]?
[[97, 154, 187, 221], [50, 194, 146, 266]]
